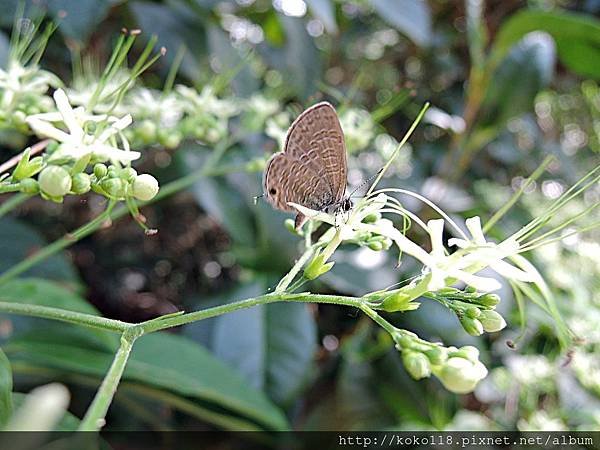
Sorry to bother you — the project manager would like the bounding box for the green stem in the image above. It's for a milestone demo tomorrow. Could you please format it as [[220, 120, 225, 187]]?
[[275, 243, 319, 292], [78, 327, 141, 431], [139, 292, 366, 334], [0, 301, 130, 332], [0, 200, 116, 286], [0, 193, 31, 219]]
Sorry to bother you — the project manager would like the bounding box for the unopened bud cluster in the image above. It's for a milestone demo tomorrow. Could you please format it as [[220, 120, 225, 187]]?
[[393, 329, 488, 394], [429, 287, 506, 336]]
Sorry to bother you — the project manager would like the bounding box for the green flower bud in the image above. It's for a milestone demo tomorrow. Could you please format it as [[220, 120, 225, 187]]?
[[460, 316, 484, 336], [367, 240, 384, 251], [13, 110, 26, 126], [465, 286, 477, 294], [434, 357, 488, 394], [93, 163, 108, 179], [363, 212, 382, 223], [477, 293, 501, 307], [71, 173, 91, 194], [304, 252, 334, 280], [46, 141, 59, 154], [101, 178, 126, 198], [465, 306, 481, 319], [19, 178, 39, 194], [284, 218, 302, 235], [381, 291, 420, 312], [38, 166, 72, 197], [138, 120, 157, 143], [132, 174, 159, 201], [402, 351, 431, 380], [424, 346, 447, 366], [451, 345, 480, 362], [393, 334, 412, 349], [479, 309, 507, 332], [160, 131, 182, 149], [381, 237, 393, 250], [122, 167, 138, 183]]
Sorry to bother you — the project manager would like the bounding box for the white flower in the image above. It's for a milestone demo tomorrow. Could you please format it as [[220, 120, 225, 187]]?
[[290, 195, 531, 292], [26, 89, 139, 164], [126, 87, 183, 128], [0, 60, 60, 108], [176, 85, 239, 118], [448, 217, 536, 283]]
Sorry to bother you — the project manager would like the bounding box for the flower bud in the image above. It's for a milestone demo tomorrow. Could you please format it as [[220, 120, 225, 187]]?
[[101, 178, 126, 198], [424, 346, 447, 366], [160, 131, 182, 149], [284, 218, 302, 235], [93, 163, 108, 179], [363, 212, 381, 223], [304, 252, 334, 280], [402, 351, 431, 380], [477, 293, 501, 307], [451, 345, 480, 362], [38, 166, 72, 197], [71, 173, 91, 194], [381, 237, 393, 250], [438, 287, 460, 295], [367, 240, 384, 251], [479, 309, 507, 332], [19, 178, 39, 194], [465, 306, 481, 319], [122, 167, 138, 183], [138, 120, 157, 143], [434, 357, 488, 394], [132, 174, 159, 201], [381, 291, 420, 312], [460, 316, 484, 336]]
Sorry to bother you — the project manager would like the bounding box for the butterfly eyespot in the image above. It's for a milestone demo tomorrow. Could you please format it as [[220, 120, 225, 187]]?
[[269, 188, 277, 195]]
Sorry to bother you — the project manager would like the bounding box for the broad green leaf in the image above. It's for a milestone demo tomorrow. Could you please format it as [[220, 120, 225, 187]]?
[[7, 330, 288, 430], [0, 347, 13, 427], [474, 32, 555, 142], [0, 218, 79, 283], [370, 0, 432, 47], [490, 10, 600, 79], [47, 0, 112, 43], [305, 0, 337, 34], [210, 282, 317, 406], [0, 278, 117, 349]]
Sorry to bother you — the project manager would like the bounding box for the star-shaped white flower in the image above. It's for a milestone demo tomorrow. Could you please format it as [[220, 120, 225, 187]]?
[[26, 89, 139, 164], [448, 217, 536, 283]]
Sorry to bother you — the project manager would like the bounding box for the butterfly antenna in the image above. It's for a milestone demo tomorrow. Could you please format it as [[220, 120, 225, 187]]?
[[349, 167, 384, 199], [253, 193, 265, 205]]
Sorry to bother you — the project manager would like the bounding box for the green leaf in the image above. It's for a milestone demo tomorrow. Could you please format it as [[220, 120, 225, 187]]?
[[210, 282, 317, 406], [0, 278, 116, 350], [47, 0, 112, 43], [305, 0, 337, 34], [7, 330, 288, 430], [490, 10, 600, 79], [475, 32, 555, 139], [0, 347, 13, 427], [0, 218, 80, 283], [370, 0, 432, 47]]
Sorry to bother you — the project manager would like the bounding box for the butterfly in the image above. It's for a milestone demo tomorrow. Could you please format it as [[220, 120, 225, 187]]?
[[263, 102, 351, 230]]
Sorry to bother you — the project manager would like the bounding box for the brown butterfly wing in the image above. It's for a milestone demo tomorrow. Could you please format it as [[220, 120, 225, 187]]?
[[263, 102, 347, 215]]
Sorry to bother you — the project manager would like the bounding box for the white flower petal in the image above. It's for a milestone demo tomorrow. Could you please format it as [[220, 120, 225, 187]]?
[[98, 114, 133, 142], [26, 117, 72, 142], [93, 144, 141, 163], [288, 202, 336, 225], [448, 238, 469, 248], [53, 89, 84, 141], [490, 260, 536, 282], [427, 219, 446, 258], [466, 217, 487, 245]]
